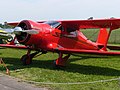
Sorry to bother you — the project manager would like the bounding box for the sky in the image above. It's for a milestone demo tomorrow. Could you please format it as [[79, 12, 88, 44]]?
[[0, 0, 120, 23]]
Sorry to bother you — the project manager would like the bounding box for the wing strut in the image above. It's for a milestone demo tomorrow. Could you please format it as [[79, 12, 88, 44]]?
[[101, 28, 113, 51]]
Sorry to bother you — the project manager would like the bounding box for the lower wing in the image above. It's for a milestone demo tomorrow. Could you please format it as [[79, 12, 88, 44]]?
[[0, 44, 120, 56], [51, 48, 120, 56]]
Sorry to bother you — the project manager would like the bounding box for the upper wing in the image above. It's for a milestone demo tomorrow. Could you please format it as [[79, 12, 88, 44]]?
[[60, 18, 120, 30], [7, 22, 19, 27], [7, 18, 120, 29]]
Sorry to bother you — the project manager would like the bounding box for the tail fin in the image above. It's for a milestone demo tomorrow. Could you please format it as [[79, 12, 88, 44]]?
[[96, 28, 108, 45]]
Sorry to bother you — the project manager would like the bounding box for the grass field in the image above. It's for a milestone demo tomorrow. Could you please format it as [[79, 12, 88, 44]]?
[[0, 48, 120, 90], [81, 28, 120, 44]]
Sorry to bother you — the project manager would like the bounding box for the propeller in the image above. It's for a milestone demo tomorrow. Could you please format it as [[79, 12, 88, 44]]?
[[2, 27, 39, 35]]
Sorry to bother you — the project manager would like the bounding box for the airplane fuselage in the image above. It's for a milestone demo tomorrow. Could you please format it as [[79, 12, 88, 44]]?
[[16, 20, 99, 51]]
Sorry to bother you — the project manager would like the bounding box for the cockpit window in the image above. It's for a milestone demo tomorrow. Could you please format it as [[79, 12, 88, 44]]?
[[44, 21, 61, 28]]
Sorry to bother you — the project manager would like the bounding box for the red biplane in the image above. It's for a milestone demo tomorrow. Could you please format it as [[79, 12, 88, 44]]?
[[1, 18, 120, 67]]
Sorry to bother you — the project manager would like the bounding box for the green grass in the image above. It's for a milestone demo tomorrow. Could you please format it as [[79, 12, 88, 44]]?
[[81, 28, 120, 44], [0, 48, 120, 90]]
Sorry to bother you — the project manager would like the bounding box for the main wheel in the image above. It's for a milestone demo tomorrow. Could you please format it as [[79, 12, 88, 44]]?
[[20, 55, 32, 65], [53, 60, 65, 69]]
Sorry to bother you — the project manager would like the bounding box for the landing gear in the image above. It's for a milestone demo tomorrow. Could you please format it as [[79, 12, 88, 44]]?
[[20, 49, 44, 65], [53, 52, 70, 68], [21, 54, 32, 65]]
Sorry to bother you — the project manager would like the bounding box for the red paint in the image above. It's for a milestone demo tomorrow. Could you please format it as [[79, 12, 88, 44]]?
[[2, 18, 120, 66]]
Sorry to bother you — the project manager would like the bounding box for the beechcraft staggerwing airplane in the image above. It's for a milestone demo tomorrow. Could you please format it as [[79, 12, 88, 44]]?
[[1, 18, 120, 67]]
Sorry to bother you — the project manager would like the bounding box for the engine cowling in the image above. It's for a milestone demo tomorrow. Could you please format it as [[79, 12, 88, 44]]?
[[16, 20, 41, 45]]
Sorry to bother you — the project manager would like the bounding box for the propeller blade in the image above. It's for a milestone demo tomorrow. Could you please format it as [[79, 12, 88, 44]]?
[[2, 27, 39, 35], [2, 29, 14, 33], [14, 27, 39, 35], [22, 30, 39, 34]]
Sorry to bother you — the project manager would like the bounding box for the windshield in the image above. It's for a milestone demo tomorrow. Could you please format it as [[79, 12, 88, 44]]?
[[44, 21, 61, 28]]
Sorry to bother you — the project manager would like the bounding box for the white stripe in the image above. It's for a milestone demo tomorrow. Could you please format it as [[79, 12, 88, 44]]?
[[0, 73, 119, 85], [24, 77, 120, 85]]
